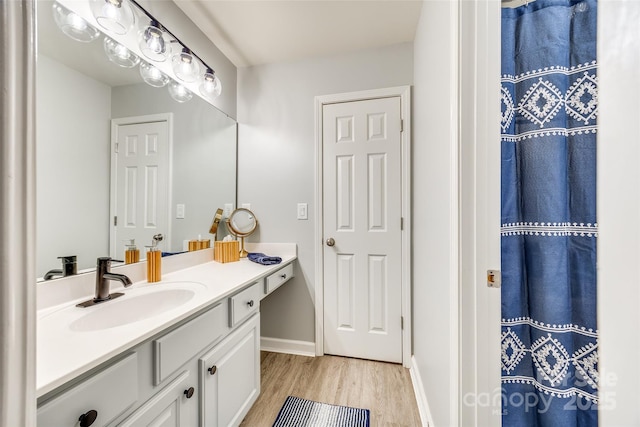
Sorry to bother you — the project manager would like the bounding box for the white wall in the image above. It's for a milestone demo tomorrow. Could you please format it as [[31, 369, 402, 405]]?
[[36, 54, 111, 277], [412, 1, 459, 426], [598, 1, 640, 425], [237, 43, 413, 342]]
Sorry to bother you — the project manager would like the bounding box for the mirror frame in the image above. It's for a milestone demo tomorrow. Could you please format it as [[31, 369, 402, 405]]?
[[227, 208, 258, 237]]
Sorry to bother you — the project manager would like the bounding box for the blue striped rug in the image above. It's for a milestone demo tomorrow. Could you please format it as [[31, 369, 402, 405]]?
[[272, 396, 370, 427]]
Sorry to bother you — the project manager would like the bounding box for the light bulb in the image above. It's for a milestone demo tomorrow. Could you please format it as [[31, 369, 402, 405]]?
[[66, 14, 87, 32], [104, 37, 140, 68], [171, 48, 200, 83], [90, 0, 135, 35], [199, 69, 222, 100], [140, 62, 170, 87], [168, 80, 193, 103], [138, 20, 171, 62], [52, 2, 100, 42]]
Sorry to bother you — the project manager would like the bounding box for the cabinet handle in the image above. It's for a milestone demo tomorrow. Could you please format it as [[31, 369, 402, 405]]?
[[247, 300, 254, 307], [78, 410, 98, 427], [280, 274, 287, 279], [184, 387, 195, 399], [208, 365, 217, 375]]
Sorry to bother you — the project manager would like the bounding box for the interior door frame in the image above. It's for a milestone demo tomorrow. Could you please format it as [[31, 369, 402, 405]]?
[[109, 113, 174, 259], [314, 86, 412, 368]]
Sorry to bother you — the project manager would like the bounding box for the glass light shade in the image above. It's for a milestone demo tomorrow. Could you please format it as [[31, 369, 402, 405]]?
[[199, 69, 222, 100], [139, 62, 170, 87], [168, 80, 193, 103], [104, 37, 140, 68], [90, 0, 135, 35], [138, 21, 171, 62], [52, 2, 100, 43], [171, 49, 200, 83]]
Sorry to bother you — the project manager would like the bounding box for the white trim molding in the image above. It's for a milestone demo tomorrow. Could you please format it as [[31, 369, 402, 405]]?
[[0, 1, 37, 425], [313, 85, 412, 367], [260, 337, 316, 357], [410, 356, 435, 427]]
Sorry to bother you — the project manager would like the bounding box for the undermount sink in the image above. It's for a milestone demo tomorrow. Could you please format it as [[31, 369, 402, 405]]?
[[68, 282, 206, 332]]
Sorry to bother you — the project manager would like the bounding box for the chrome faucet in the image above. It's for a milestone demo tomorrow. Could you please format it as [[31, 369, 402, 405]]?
[[77, 257, 133, 308]]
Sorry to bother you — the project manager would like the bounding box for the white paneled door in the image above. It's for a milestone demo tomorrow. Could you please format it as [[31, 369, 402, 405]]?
[[112, 119, 170, 260], [322, 97, 403, 363]]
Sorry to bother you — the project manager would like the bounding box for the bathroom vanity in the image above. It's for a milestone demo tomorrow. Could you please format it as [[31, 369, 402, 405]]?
[[36, 244, 295, 427]]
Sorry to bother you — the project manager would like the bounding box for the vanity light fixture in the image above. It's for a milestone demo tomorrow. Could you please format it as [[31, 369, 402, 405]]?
[[53, 0, 222, 105], [140, 61, 170, 87], [168, 80, 193, 103], [103, 37, 140, 68], [171, 48, 200, 83], [90, 0, 135, 35], [138, 20, 171, 62], [199, 68, 222, 100], [52, 2, 100, 43]]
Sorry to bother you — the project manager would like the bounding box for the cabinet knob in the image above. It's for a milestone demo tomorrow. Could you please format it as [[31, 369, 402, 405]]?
[[184, 387, 195, 399], [280, 274, 287, 279], [247, 300, 254, 307], [208, 365, 217, 375], [78, 410, 98, 427]]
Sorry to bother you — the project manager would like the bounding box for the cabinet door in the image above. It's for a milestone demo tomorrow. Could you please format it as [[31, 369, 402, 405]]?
[[118, 370, 197, 427], [199, 314, 260, 427]]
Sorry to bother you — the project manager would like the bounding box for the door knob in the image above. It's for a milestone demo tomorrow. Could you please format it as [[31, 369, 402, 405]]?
[[326, 238, 335, 247]]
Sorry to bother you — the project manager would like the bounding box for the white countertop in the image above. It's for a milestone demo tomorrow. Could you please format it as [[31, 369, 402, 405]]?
[[37, 244, 296, 398]]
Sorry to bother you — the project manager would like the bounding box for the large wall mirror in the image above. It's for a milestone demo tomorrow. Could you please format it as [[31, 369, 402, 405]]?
[[36, 0, 237, 279]]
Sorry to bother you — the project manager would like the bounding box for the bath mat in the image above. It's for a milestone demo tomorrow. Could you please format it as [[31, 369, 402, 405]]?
[[272, 396, 370, 427]]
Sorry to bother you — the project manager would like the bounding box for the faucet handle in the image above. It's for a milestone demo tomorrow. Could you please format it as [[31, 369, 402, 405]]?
[[96, 257, 112, 267]]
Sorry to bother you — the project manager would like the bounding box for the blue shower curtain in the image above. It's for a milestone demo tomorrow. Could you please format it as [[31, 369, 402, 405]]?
[[501, 1, 598, 426]]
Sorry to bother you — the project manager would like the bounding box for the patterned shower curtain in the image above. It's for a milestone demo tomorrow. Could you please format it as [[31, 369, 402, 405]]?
[[500, 0, 598, 426]]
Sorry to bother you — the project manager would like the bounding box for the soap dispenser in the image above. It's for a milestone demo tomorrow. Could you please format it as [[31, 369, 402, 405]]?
[[146, 234, 163, 283], [124, 239, 140, 264]]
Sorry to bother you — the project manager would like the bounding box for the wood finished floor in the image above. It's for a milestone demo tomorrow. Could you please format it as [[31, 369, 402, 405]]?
[[240, 351, 422, 427]]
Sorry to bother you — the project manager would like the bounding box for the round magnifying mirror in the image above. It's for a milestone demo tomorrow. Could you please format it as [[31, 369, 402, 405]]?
[[226, 208, 258, 257]]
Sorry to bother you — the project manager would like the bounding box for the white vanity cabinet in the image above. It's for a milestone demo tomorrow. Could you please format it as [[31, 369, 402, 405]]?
[[37, 353, 139, 427], [263, 262, 294, 297], [199, 314, 260, 427], [117, 370, 198, 427], [37, 282, 265, 427]]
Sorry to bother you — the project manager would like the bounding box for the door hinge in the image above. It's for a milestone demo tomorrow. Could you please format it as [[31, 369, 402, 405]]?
[[113, 216, 118, 226], [114, 142, 119, 153], [401, 316, 404, 330], [401, 217, 404, 230], [400, 119, 404, 133]]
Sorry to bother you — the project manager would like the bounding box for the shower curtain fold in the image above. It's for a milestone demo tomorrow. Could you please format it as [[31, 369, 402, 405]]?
[[500, 1, 598, 425]]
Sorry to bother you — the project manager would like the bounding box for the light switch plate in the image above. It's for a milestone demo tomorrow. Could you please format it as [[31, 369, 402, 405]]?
[[297, 203, 308, 220], [176, 204, 185, 219], [224, 203, 233, 218]]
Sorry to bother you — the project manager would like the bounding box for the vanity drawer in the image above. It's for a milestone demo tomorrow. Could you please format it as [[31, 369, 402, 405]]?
[[37, 353, 138, 427], [153, 302, 227, 385], [229, 282, 261, 327], [265, 263, 294, 295]]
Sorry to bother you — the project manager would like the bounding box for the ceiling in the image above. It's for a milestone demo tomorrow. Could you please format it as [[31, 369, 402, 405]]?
[[173, 0, 423, 68]]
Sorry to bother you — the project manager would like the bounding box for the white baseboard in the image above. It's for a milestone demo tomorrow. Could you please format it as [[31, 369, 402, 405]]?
[[410, 356, 435, 427], [260, 336, 316, 357]]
